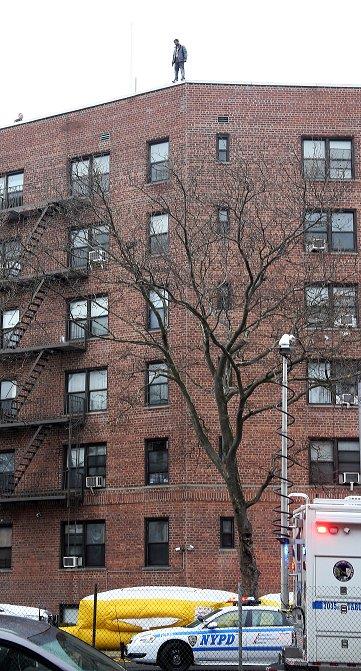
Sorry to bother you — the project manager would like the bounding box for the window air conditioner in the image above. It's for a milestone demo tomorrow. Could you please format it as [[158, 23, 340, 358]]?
[[335, 314, 357, 327], [85, 475, 105, 489], [339, 472, 360, 485], [339, 393, 356, 405], [63, 556, 82, 568], [88, 249, 107, 266], [307, 237, 327, 252]]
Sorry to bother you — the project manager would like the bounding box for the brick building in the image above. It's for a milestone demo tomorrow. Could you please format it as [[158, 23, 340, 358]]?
[[0, 82, 359, 622]]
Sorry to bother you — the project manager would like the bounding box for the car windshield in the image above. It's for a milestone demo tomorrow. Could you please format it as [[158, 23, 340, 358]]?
[[29, 627, 122, 670], [185, 608, 226, 628]]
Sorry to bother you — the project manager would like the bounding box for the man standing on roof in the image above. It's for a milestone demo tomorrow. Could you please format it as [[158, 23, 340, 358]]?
[[172, 39, 187, 83]]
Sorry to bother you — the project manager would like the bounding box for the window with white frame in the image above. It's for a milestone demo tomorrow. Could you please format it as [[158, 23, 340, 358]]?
[[308, 361, 359, 405], [147, 363, 168, 406], [66, 369, 107, 414], [149, 141, 169, 183], [0, 172, 24, 210], [1, 308, 19, 349], [305, 211, 356, 252], [69, 296, 108, 340], [148, 289, 168, 330], [303, 139, 352, 180], [70, 225, 109, 269], [149, 213, 169, 254], [0, 380, 16, 419], [145, 439, 169, 485], [71, 155, 109, 196], [310, 439, 360, 484], [305, 285, 357, 327]]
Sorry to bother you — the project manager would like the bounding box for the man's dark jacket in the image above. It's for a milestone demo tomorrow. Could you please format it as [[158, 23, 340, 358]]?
[[172, 44, 187, 65]]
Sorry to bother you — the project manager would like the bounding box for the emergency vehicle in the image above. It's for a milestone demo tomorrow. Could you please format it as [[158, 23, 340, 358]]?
[[271, 495, 361, 670]]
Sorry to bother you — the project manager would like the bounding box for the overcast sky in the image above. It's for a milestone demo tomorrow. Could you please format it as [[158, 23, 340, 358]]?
[[1, 0, 361, 129]]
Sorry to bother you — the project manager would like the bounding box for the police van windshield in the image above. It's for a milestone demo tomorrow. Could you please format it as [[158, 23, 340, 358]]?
[[185, 608, 225, 628]]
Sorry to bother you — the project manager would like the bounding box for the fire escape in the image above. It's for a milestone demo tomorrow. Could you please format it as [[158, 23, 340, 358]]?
[[0, 197, 89, 505]]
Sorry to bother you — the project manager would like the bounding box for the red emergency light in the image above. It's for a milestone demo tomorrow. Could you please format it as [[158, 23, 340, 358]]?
[[316, 523, 339, 535]]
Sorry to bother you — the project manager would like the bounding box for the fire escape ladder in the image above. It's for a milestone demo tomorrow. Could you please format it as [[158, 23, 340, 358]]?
[[7, 278, 47, 349], [12, 349, 50, 416], [13, 425, 48, 488], [21, 204, 52, 266]]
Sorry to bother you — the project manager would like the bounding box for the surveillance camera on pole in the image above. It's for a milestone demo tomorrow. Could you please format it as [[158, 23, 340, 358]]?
[[278, 333, 295, 356]]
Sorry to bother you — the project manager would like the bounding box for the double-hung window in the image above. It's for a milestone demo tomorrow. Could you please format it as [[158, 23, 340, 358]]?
[[217, 134, 229, 163], [149, 140, 169, 183], [149, 213, 169, 254], [216, 281, 232, 311], [220, 517, 235, 548], [0, 380, 16, 419], [217, 207, 229, 234], [71, 155, 110, 196], [1, 309, 19, 349], [66, 369, 107, 414], [62, 521, 105, 567], [0, 452, 14, 494], [66, 444, 106, 489], [305, 211, 356, 252], [0, 172, 24, 210], [69, 296, 108, 340], [310, 439, 360, 484], [148, 289, 168, 330], [147, 363, 168, 406], [303, 139, 352, 180], [70, 225, 109, 269], [0, 525, 12, 569], [0, 240, 21, 278], [145, 518, 169, 566], [308, 361, 359, 405], [305, 285, 357, 328], [145, 439, 169, 485]]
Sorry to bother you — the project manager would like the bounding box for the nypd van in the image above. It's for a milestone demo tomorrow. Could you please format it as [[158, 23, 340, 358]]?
[[126, 604, 294, 670]]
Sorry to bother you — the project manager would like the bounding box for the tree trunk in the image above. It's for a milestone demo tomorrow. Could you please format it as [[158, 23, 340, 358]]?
[[225, 469, 260, 597]]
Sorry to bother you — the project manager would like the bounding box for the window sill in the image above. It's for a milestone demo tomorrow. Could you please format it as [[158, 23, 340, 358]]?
[[0, 568, 12, 573], [142, 566, 171, 571], [219, 548, 236, 552], [61, 566, 106, 571], [145, 404, 170, 410], [308, 403, 358, 409]]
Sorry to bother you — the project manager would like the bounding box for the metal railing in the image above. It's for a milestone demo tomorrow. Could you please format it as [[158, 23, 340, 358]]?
[[0, 186, 23, 210]]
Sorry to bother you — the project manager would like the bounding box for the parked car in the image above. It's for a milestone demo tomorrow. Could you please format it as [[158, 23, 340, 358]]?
[[0, 614, 122, 670], [126, 604, 294, 671], [0, 603, 51, 622]]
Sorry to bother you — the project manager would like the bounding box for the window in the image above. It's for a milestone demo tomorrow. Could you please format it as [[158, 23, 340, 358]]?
[[0, 452, 14, 494], [1, 309, 19, 349], [217, 134, 229, 163], [220, 517, 234, 548], [66, 444, 106, 489], [146, 439, 169, 485], [66, 369, 107, 414], [0, 525, 12, 569], [250, 609, 285, 627], [147, 362, 168, 406], [70, 225, 109, 269], [0, 240, 21, 278], [71, 154, 110, 196], [62, 521, 105, 567], [305, 285, 357, 327], [149, 213, 169, 254], [303, 139, 352, 180], [0, 380, 16, 419], [305, 211, 356, 252], [59, 604, 79, 626], [149, 140, 169, 183], [145, 518, 169, 566], [217, 207, 229, 234], [0, 172, 23, 210], [310, 439, 360, 484], [148, 289, 169, 330], [216, 281, 232, 311], [212, 610, 247, 627], [69, 296, 108, 340], [308, 361, 359, 405]]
